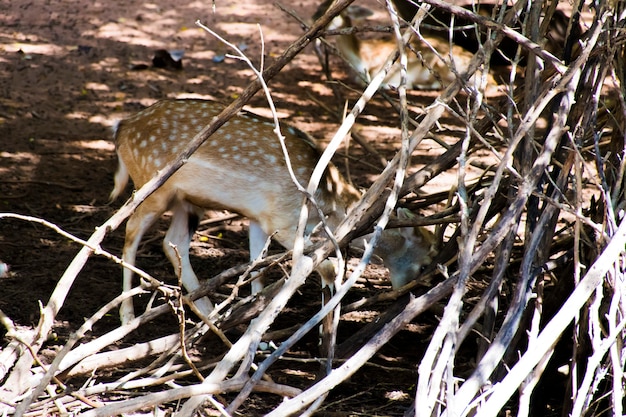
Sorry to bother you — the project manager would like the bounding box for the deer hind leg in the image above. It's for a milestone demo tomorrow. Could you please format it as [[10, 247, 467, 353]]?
[[317, 259, 340, 375], [162, 201, 214, 318], [121, 199, 168, 324]]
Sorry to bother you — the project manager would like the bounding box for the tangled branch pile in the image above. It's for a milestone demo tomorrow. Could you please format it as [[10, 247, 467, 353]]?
[[1, 0, 625, 416]]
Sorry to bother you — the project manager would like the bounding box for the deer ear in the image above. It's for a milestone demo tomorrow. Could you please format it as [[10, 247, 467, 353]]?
[[396, 207, 415, 221], [395, 208, 419, 239]]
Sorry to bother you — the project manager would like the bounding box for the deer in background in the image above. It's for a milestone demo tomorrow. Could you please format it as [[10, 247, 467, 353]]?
[[317, 2, 488, 90], [110, 99, 435, 324]]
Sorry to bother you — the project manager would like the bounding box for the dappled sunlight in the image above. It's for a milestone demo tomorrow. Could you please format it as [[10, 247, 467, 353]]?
[[186, 49, 219, 62], [3, 41, 67, 56], [87, 114, 119, 127], [176, 27, 211, 42], [84, 82, 110, 92], [0, 151, 42, 186], [65, 111, 118, 129], [185, 74, 217, 85], [71, 139, 115, 152], [217, 22, 297, 44], [65, 111, 95, 121], [88, 21, 167, 48], [86, 57, 122, 73], [84, 4, 201, 48], [176, 92, 219, 101], [243, 107, 292, 122]]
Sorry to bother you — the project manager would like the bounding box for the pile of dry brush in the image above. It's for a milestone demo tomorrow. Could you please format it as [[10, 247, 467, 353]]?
[[1, 0, 625, 415]]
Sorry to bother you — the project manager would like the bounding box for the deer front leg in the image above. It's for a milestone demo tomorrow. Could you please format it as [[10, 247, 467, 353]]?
[[249, 221, 271, 295], [162, 203, 214, 318]]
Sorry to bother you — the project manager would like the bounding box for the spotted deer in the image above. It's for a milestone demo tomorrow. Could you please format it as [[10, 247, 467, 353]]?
[[319, 3, 487, 90], [110, 99, 434, 324]]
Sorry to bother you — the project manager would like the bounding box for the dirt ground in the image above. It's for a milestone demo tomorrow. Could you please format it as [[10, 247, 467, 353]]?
[[0, 1, 509, 415]]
